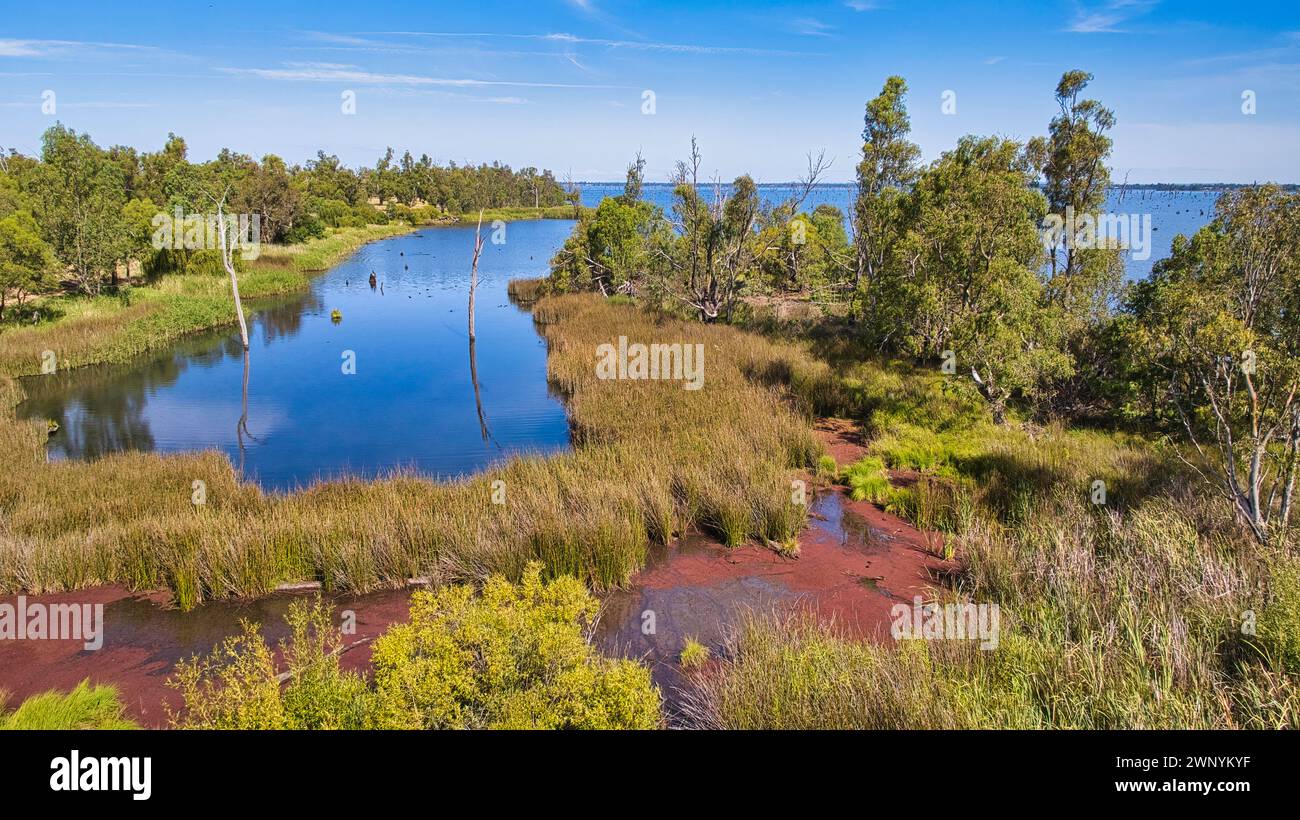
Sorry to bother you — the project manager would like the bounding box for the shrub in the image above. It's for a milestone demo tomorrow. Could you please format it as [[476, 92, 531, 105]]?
[[168, 567, 661, 730], [369, 564, 661, 729], [842, 456, 891, 503]]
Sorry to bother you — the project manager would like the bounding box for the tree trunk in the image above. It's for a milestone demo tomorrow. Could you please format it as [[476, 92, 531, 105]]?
[[218, 201, 250, 350], [468, 209, 485, 342]]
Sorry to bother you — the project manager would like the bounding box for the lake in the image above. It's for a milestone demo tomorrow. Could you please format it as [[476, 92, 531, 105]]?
[[579, 182, 1220, 281], [17, 185, 1220, 489], [17, 220, 577, 491]]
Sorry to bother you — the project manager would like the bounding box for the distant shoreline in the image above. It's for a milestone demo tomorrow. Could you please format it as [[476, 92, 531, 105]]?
[[576, 181, 1300, 191]]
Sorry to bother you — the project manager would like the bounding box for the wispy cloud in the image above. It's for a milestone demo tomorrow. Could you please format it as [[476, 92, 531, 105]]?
[[1067, 1, 1159, 34], [843, 0, 881, 10], [985, 56, 1006, 64], [0, 38, 159, 58], [217, 64, 623, 90], [354, 31, 818, 57], [792, 18, 836, 37], [0, 99, 158, 108]]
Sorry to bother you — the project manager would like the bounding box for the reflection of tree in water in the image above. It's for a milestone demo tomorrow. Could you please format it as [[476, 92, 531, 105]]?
[[468, 337, 495, 446], [235, 348, 261, 474], [255, 292, 317, 344], [17, 351, 190, 458], [17, 292, 317, 461]]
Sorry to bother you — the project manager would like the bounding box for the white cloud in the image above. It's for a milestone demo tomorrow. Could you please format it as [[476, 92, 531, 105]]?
[[352, 31, 817, 57], [0, 38, 158, 58], [1067, 1, 1159, 34], [218, 64, 621, 90], [793, 18, 836, 37]]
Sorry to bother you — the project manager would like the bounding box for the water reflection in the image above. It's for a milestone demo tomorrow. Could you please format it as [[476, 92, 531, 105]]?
[[18, 222, 575, 490]]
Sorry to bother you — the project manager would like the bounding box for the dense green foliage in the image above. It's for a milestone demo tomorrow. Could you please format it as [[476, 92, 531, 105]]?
[[0, 126, 572, 310], [170, 566, 661, 729]]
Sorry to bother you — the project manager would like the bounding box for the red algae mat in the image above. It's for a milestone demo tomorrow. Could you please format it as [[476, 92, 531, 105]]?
[[0, 419, 947, 726], [594, 419, 955, 699], [0, 585, 412, 727]]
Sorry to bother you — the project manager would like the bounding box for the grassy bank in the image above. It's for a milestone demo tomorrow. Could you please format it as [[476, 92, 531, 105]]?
[[458, 205, 589, 223], [0, 290, 827, 608], [0, 224, 411, 378], [679, 353, 1300, 729]]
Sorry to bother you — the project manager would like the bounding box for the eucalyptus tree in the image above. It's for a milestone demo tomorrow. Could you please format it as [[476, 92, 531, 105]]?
[[895, 136, 1070, 423], [29, 124, 126, 295], [1125, 186, 1300, 544], [0, 209, 57, 320], [1029, 70, 1122, 316], [853, 76, 921, 329]]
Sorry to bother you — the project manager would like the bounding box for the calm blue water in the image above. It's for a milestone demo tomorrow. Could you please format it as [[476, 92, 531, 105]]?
[[18, 186, 1221, 490], [578, 182, 1221, 281], [18, 221, 576, 491]]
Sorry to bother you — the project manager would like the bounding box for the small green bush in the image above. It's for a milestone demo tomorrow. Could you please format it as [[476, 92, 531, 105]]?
[[680, 638, 711, 669], [369, 564, 661, 729], [168, 566, 662, 730]]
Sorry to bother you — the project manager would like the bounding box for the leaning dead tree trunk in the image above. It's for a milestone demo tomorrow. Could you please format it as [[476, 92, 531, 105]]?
[[468, 209, 485, 342], [211, 188, 250, 350]]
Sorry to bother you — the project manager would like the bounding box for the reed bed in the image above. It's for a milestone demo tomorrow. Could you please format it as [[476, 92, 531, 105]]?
[[0, 293, 822, 608]]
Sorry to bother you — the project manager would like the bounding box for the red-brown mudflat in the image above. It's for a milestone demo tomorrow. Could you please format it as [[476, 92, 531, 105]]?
[[594, 418, 954, 700], [0, 419, 948, 727], [0, 585, 412, 727]]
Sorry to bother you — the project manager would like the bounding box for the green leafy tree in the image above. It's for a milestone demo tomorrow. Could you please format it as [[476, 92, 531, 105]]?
[[853, 76, 921, 329], [0, 209, 58, 320], [120, 197, 160, 279], [895, 136, 1069, 422], [29, 124, 126, 294], [1125, 186, 1300, 544]]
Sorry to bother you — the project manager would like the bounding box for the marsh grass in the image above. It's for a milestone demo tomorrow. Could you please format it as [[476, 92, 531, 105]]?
[[0, 680, 138, 730], [685, 357, 1300, 728], [0, 293, 822, 608], [461, 205, 587, 223]]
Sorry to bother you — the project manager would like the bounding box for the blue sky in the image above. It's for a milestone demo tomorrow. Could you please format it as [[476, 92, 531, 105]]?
[[1, 0, 1297, 182]]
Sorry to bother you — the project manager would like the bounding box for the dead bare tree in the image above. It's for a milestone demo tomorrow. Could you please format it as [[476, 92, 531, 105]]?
[[206, 186, 250, 350], [468, 209, 485, 342]]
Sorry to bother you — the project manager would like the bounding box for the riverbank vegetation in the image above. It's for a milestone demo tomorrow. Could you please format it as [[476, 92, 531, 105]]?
[[539, 70, 1299, 729], [0, 125, 575, 316], [0, 292, 822, 609], [0, 681, 138, 730], [169, 565, 660, 729], [0, 224, 409, 377]]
